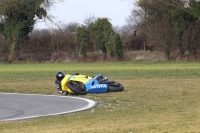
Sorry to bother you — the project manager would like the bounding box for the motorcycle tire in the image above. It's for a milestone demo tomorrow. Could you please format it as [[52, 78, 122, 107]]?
[[67, 82, 86, 95], [108, 82, 124, 92]]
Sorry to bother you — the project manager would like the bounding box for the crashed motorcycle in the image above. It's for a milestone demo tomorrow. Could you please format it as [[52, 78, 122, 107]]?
[[55, 72, 124, 95]]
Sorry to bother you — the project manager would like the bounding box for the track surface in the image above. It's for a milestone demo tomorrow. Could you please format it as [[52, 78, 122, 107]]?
[[0, 93, 97, 122]]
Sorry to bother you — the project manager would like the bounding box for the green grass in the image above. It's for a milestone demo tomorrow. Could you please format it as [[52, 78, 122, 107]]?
[[0, 61, 200, 80], [0, 61, 200, 133]]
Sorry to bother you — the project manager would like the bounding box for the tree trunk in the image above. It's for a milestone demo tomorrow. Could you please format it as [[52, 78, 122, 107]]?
[[8, 41, 20, 62], [103, 52, 107, 61], [165, 50, 170, 60], [178, 35, 185, 59]]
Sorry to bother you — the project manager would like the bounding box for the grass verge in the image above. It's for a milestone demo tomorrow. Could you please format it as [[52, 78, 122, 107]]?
[[0, 61, 200, 133]]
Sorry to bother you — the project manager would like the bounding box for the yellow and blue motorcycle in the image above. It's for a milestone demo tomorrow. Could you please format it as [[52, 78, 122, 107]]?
[[55, 72, 124, 95]]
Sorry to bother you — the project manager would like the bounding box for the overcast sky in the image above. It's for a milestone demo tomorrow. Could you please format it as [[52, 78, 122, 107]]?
[[35, 0, 135, 29]]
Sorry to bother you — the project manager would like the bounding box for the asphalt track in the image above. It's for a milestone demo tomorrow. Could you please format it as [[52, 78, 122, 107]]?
[[0, 93, 97, 122]]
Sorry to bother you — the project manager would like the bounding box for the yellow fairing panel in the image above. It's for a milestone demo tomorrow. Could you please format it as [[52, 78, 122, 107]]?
[[69, 75, 91, 83], [61, 74, 74, 93], [61, 74, 91, 93]]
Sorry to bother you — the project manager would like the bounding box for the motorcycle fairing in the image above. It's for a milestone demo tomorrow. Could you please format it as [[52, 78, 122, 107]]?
[[68, 74, 92, 83], [61, 74, 74, 93], [85, 78, 108, 93], [61, 73, 108, 94]]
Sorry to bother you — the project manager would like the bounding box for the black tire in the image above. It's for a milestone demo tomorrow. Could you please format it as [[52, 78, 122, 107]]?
[[108, 82, 124, 92], [67, 82, 86, 95]]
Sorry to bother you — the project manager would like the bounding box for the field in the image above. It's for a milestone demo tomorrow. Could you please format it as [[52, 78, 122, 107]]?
[[0, 61, 200, 133]]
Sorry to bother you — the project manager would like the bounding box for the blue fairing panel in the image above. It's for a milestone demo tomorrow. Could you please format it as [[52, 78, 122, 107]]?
[[85, 79, 108, 93]]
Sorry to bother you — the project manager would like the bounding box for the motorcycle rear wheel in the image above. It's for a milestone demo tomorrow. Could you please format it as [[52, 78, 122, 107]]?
[[108, 82, 124, 92], [67, 81, 86, 95]]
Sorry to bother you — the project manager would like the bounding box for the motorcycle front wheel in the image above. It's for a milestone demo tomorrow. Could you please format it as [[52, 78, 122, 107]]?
[[108, 82, 124, 92], [67, 81, 86, 95]]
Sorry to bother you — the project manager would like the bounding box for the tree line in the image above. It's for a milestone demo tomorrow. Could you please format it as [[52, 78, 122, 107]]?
[[0, 0, 125, 62], [1, 0, 200, 62], [132, 0, 200, 60], [0, 18, 125, 62], [76, 18, 123, 59]]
